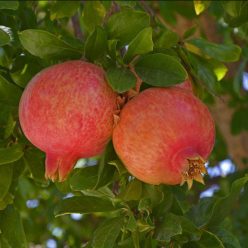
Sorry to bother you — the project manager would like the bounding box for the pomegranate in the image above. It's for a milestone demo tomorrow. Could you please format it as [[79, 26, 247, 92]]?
[[177, 79, 193, 91], [19, 61, 117, 181], [113, 87, 215, 187]]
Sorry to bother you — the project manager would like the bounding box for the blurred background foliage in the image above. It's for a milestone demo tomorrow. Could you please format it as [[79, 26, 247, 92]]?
[[0, 0, 248, 247]]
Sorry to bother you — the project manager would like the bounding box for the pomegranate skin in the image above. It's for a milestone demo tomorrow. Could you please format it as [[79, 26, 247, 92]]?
[[19, 61, 117, 181], [113, 87, 215, 185], [177, 79, 193, 91]]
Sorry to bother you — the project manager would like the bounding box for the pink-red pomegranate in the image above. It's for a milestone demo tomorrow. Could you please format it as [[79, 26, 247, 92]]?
[[177, 79, 193, 91], [113, 87, 215, 187], [19, 61, 117, 181]]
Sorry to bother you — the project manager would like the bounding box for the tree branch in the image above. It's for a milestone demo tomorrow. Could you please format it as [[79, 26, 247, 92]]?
[[71, 12, 83, 40]]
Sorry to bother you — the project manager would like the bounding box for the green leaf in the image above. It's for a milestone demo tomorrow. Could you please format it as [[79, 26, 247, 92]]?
[[223, 1, 248, 27], [188, 38, 241, 62], [126, 214, 137, 232], [215, 228, 241, 248], [0, 74, 22, 106], [3, 113, 16, 139], [231, 108, 248, 134], [0, 144, 24, 165], [69, 166, 98, 191], [95, 142, 116, 188], [108, 39, 118, 60], [132, 231, 140, 248], [155, 30, 179, 50], [0, 165, 13, 200], [0, 235, 11, 247], [92, 217, 124, 248], [81, 186, 115, 200], [124, 27, 153, 63], [0, 206, 27, 248], [106, 66, 136, 93], [0, 26, 11, 46], [84, 26, 108, 61], [107, 9, 150, 46], [0, 1, 19, 10], [208, 176, 248, 227], [0, 193, 14, 211], [19, 29, 81, 59], [83, 1, 106, 33], [119, 179, 143, 201], [155, 213, 182, 242], [183, 26, 197, 40], [142, 184, 164, 207], [180, 217, 201, 242], [10, 55, 44, 88], [50, 1, 80, 20], [24, 148, 46, 183], [118, 1, 136, 7], [189, 176, 248, 228], [194, 1, 211, 15], [188, 53, 217, 92], [54, 196, 116, 216], [108, 160, 127, 175], [137, 219, 154, 233], [192, 230, 224, 248], [135, 53, 187, 87], [187, 197, 216, 228], [233, 57, 247, 95]]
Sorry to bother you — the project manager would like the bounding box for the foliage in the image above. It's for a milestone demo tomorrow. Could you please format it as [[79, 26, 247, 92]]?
[[0, 0, 248, 247]]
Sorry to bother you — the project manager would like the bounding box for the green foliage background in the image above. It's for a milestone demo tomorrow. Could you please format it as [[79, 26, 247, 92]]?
[[0, 1, 248, 247]]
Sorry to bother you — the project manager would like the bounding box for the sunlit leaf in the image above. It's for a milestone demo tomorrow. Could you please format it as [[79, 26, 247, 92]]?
[[194, 1, 211, 15]]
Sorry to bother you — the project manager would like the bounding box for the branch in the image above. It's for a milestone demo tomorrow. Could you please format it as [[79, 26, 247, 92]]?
[[71, 12, 83, 40]]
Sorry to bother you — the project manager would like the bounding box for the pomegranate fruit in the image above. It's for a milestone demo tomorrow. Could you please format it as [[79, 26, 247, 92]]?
[[177, 79, 193, 91], [19, 61, 117, 181], [113, 87, 215, 187]]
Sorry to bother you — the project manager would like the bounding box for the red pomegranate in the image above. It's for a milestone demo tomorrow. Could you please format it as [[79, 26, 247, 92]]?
[[177, 79, 193, 91], [113, 87, 215, 187], [19, 61, 117, 181]]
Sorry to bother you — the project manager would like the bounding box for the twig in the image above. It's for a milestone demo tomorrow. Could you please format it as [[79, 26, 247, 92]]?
[[71, 12, 83, 40]]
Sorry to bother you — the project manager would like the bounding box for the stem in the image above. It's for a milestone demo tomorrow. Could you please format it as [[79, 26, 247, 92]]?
[[71, 12, 83, 40]]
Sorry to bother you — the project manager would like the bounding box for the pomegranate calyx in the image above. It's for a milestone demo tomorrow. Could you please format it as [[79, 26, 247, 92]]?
[[181, 156, 207, 189], [45, 153, 78, 182]]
